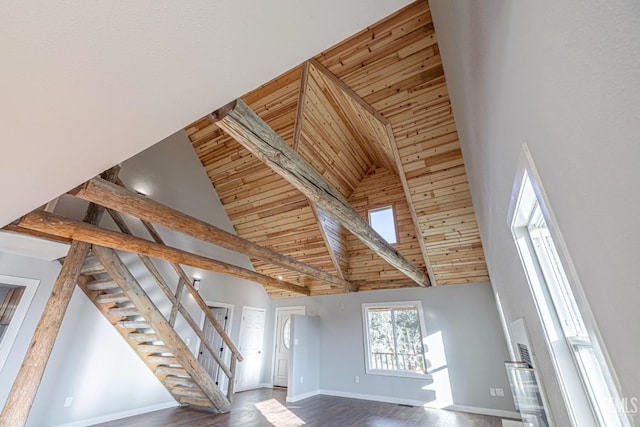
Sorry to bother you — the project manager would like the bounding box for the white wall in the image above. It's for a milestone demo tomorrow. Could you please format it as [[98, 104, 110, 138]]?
[[288, 315, 321, 401], [271, 283, 516, 414], [1, 130, 273, 426], [0, 252, 175, 427], [430, 0, 640, 425]]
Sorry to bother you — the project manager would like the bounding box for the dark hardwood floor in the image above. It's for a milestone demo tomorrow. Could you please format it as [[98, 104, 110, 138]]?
[[96, 388, 508, 427]]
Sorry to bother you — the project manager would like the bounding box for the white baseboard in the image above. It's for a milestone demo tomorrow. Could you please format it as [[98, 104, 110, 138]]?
[[286, 390, 320, 402], [318, 390, 521, 420], [235, 382, 273, 393], [52, 401, 178, 427], [318, 389, 425, 407], [446, 404, 521, 419]]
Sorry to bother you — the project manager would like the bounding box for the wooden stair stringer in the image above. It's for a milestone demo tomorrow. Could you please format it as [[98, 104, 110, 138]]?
[[77, 250, 230, 412], [76, 272, 210, 409]]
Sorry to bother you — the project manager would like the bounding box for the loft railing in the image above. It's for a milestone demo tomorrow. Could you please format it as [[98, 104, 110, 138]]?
[[370, 352, 425, 373], [106, 207, 243, 402]]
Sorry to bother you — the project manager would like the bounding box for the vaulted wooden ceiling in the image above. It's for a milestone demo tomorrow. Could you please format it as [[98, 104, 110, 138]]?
[[186, 0, 489, 297]]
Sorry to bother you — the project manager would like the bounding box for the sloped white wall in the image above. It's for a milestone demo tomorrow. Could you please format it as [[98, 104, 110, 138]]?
[[0, 130, 272, 426], [430, 0, 640, 424]]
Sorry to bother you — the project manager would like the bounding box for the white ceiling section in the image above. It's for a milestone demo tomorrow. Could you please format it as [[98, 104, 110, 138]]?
[[0, 0, 412, 227]]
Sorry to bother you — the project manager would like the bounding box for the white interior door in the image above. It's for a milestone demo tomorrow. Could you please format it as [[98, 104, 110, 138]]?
[[273, 306, 305, 387], [198, 307, 229, 392], [237, 306, 266, 391]]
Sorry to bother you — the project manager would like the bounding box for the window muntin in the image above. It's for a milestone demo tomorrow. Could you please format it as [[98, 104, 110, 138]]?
[[368, 206, 398, 244], [512, 171, 624, 426], [362, 301, 427, 378]]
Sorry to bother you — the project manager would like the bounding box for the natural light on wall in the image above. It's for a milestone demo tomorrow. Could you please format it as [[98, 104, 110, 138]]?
[[510, 146, 627, 427]]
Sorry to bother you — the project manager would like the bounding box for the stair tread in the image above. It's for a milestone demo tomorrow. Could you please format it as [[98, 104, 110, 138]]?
[[81, 258, 106, 275], [108, 307, 140, 317], [138, 344, 171, 354], [96, 292, 129, 303], [117, 320, 150, 329], [179, 396, 215, 408], [147, 356, 181, 366], [155, 366, 188, 377], [171, 385, 207, 398], [128, 333, 160, 342], [86, 278, 119, 290], [164, 376, 196, 387]]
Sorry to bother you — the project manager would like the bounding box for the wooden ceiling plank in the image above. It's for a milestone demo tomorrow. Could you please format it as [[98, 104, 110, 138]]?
[[19, 211, 310, 296], [74, 178, 353, 292], [210, 99, 430, 287], [311, 204, 349, 281]]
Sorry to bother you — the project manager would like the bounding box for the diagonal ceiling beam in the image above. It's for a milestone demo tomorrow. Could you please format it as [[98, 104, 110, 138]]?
[[74, 177, 354, 292], [17, 211, 311, 296], [209, 99, 430, 287], [306, 59, 438, 285]]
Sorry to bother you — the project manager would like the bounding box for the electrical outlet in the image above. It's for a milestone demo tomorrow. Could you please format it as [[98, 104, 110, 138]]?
[[185, 338, 191, 346], [64, 397, 73, 407], [300, 376, 304, 384], [496, 388, 504, 397], [354, 376, 359, 383], [489, 388, 496, 397]]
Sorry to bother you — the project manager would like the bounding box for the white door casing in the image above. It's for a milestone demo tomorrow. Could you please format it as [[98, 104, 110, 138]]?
[[273, 306, 305, 387], [0, 275, 39, 374], [237, 306, 266, 391]]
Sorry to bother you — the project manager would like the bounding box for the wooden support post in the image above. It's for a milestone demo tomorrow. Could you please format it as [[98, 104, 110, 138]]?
[[92, 246, 231, 412], [19, 211, 310, 296], [227, 356, 237, 403], [0, 241, 91, 425], [0, 167, 119, 425], [209, 99, 430, 287]]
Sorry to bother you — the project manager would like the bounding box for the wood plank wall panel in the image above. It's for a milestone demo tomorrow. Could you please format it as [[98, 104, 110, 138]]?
[[313, 205, 349, 279], [296, 65, 374, 198], [347, 167, 425, 290], [186, 0, 489, 294], [316, 0, 489, 285]]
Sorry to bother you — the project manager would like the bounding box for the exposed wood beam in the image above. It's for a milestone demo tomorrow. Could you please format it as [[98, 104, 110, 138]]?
[[74, 177, 353, 292], [0, 167, 119, 425], [1, 224, 73, 245], [18, 211, 310, 296], [92, 245, 231, 412], [306, 59, 438, 285], [209, 99, 430, 287]]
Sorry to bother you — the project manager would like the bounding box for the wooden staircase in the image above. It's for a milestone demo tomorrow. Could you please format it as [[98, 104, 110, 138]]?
[[77, 247, 234, 412]]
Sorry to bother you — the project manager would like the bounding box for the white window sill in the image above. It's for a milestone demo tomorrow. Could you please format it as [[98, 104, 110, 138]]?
[[365, 369, 433, 380]]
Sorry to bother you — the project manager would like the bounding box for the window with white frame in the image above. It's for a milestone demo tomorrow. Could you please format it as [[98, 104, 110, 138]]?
[[368, 206, 398, 244], [362, 301, 427, 378], [511, 169, 624, 426]]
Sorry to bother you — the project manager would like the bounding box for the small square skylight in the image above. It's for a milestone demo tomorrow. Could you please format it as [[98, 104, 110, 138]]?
[[369, 206, 397, 244]]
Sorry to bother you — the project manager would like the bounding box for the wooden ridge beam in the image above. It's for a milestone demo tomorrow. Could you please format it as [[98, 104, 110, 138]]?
[[209, 99, 430, 287], [19, 211, 310, 296], [74, 177, 353, 292]]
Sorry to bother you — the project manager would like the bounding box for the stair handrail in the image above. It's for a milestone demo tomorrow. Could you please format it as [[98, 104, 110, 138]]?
[[105, 210, 242, 382]]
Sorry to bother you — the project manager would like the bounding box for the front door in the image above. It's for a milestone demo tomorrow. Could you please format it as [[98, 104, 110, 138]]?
[[273, 306, 305, 387], [237, 306, 266, 391]]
